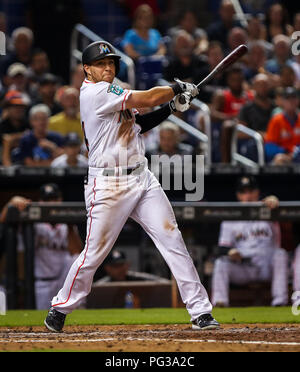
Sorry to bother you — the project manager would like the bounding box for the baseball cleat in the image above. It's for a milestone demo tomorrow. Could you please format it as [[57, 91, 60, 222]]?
[[44, 307, 66, 333], [192, 313, 220, 330]]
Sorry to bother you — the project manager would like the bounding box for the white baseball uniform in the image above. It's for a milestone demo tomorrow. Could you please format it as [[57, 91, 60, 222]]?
[[211, 221, 289, 306], [293, 244, 300, 294], [34, 223, 78, 310], [50, 79, 213, 320]]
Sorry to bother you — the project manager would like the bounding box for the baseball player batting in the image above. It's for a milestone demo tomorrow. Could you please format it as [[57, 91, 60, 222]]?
[[44, 41, 220, 332]]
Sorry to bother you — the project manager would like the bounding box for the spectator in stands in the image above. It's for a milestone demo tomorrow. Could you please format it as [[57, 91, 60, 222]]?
[[227, 27, 248, 55], [293, 13, 300, 32], [162, 30, 208, 86], [243, 41, 268, 82], [246, 15, 273, 57], [121, 4, 166, 61], [239, 74, 274, 136], [27, 48, 51, 91], [2, 63, 33, 101], [146, 121, 194, 160], [211, 176, 289, 307], [279, 65, 298, 89], [120, 0, 161, 19], [6, 63, 42, 105], [0, 27, 34, 78], [234, 74, 275, 162], [265, 3, 293, 43], [51, 132, 87, 168], [48, 87, 83, 141], [167, 10, 208, 55], [206, 0, 242, 51], [34, 183, 82, 309], [211, 65, 254, 123], [99, 249, 168, 282], [32, 73, 62, 116], [0, 91, 31, 166], [70, 63, 85, 92], [264, 87, 300, 165], [247, 14, 267, 41], [16, 104, 64, 166], [210, 64, 254, 162], [265, 34, 293, 75]]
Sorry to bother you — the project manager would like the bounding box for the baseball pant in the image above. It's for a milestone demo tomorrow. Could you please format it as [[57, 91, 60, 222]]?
[[211, 248, 289, 306], [293, 245, 300, 293], [51, 168, 212, 320]]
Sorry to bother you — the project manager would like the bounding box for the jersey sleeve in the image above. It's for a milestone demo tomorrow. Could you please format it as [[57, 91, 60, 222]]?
[[93, 82, 132, 116], [218, 222, 234, 247]]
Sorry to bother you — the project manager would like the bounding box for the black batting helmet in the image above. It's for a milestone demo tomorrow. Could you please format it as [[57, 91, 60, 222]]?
[[82, 41, 121, 75], [39, 183, 62, 201]]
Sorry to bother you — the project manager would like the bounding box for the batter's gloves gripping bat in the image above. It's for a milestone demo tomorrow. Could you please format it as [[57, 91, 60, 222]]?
[[173, 78, 199, 98], [170, 93, 193, 112]]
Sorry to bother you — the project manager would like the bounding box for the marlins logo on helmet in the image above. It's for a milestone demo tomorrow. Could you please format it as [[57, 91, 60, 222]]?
[[99, 43, 111, 54]]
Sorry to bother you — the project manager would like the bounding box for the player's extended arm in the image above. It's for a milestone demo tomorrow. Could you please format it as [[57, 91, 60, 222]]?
[[125, 80, 198, 109]]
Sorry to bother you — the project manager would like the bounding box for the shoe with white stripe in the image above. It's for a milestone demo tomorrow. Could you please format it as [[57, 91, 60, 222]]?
[[192, 313, 220, 330]]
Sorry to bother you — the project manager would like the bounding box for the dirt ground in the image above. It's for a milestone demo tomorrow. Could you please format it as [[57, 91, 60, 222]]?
[[0, 324, 300, 352]]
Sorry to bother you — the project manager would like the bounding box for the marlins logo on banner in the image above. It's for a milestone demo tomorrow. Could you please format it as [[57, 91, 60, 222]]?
[[99, 43, 111, 54]]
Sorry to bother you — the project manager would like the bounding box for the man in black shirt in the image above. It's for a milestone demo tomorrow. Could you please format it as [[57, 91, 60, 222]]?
[[237, 73, 274, 162], [163, 30, 208, 87], [239, 73, 274, 135]]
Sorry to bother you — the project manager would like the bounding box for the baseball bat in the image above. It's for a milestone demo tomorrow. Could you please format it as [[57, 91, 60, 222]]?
[[179, 44, 248, 104]]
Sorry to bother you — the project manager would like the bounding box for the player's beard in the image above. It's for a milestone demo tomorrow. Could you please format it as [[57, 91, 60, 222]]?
[[90, 69, 115, 84]]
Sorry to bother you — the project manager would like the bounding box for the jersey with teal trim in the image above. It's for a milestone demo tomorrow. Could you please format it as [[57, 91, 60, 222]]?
[[79, 79, 145, 168]]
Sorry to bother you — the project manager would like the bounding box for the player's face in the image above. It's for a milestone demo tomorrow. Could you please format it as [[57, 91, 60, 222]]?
[[86, 57, 116, 83], [237, 189, 260, 202], [105, 262, 129, 281]]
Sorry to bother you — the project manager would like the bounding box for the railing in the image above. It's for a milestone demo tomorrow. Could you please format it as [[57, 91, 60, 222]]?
[[157, 78, 212, 167], [70, 23, 136, 88], [231, 123, 265, 168], [230, 0, 248, 28]]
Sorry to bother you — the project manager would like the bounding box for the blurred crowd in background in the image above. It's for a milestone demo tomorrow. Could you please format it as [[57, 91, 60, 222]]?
[[0, 0, 299, 168]]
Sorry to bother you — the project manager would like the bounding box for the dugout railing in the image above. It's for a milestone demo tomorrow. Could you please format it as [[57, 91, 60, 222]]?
[[3, 201, 300, 310]]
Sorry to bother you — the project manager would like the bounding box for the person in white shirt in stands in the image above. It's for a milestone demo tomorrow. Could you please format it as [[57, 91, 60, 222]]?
[[51, 132, 88, 168]]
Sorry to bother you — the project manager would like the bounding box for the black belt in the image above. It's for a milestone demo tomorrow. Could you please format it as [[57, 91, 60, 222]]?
[[35, 277, 57, 282]]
